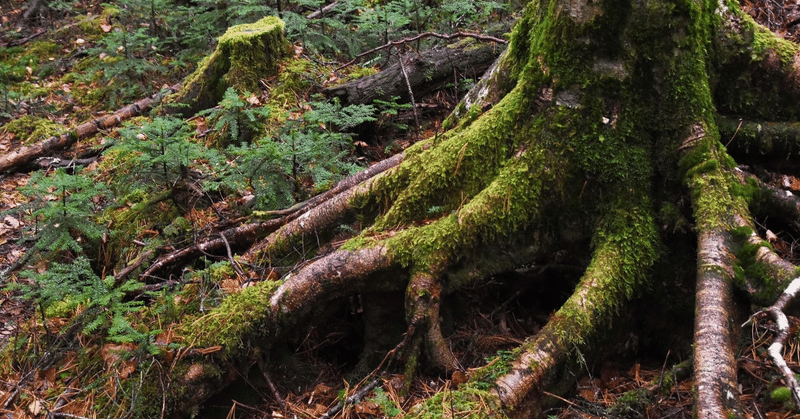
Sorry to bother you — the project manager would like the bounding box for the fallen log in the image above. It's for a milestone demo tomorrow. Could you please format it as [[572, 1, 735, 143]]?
[[0, 84, 180, 174], [324, 41, 504, 105]]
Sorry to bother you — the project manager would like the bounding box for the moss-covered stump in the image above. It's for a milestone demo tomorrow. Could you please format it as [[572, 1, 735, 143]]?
[[168, 16, 288, 116]]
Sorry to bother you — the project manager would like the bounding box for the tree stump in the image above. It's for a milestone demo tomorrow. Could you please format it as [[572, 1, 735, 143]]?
[[168, 16, 289, 115]]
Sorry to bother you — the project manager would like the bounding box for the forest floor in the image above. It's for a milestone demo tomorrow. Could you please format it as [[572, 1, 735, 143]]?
[[4, 0, 800, 418]]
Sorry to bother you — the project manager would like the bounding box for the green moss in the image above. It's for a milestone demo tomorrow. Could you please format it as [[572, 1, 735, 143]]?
[[2, 115, 62, 145], [169, 16, 288, 115], [218, 16, 288, 92], [343, 65, 378, 80], [751, 23, 799, 65], [163, 216, 192, 239], [770, 386, 792, 402], [469, 349, 520, 387], [25, 41, 60, 63], [205, 261, 235, 283], [182, 280, 281, 355], [404, 385, 507, 419], [269, 58, 315, 109], [728, 176, 761, 205], [687, 158, 719, 177], [733, 234, 782, 303]]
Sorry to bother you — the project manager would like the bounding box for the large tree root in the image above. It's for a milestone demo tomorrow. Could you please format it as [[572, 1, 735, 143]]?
[[487, 193, 658, 417], [718, 115, 800, 162], [715, 9, 800, 121], [681, 120, 749, 417], [18, 0, 800, 417]]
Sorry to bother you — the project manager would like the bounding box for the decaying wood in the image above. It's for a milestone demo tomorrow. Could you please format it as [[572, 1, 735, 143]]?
[[0, 84, 180, 174], [334, 31, 507, 71], [325, 41, 504, 105]]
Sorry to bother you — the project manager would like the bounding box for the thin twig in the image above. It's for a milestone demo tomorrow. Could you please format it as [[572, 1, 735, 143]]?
[[319, 378, 381, 419], [398, 55, 421, 142], [258, 359, 287, 411], [219, 232, 247, 280]]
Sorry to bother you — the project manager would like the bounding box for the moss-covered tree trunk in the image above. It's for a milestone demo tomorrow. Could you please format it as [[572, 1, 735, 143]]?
[[115, 0, 800, 416]]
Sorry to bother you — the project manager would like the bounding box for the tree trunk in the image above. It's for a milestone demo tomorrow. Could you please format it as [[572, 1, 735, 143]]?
[[129, 0, 800, 414]]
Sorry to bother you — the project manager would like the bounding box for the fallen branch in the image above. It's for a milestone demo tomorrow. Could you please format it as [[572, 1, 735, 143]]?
[[0, 84, 180, 174], [140, 154, 403, 280], [319, 378, 381, 419], [140, 218, 284, 281]]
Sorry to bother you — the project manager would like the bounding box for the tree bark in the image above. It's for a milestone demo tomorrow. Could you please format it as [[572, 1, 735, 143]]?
[[324, 42, 503, 105]]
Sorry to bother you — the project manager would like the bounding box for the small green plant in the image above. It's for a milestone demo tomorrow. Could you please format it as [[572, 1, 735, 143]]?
[[198, 87, 271, 146], [112, 116, 212, 194], [217, 97, 376, 208], [281, 98, 376, 195], [19, 168, 107, 254], [7, 256, 158, 348], [374, 96, 412, 132], [368, 387, 402, 417]]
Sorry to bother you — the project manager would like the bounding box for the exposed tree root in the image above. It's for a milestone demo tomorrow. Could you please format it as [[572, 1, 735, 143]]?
[[693, 227, 743, 418], [14, 0, 800, 416], [761, 277, 800, 407], [716, 10, 800, 121], [681, 120, 748, 417], [405, 266, 459, 373], [490, 193, 658, 417], [718, 115, 800, 162], [141, 153, 403, 279]]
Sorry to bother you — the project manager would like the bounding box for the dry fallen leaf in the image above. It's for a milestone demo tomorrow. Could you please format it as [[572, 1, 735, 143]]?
[[451, 370, 468, 386], [354, 401, 380, 415], [4, 215, 20, 228], [28, 398, 44, 415]]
